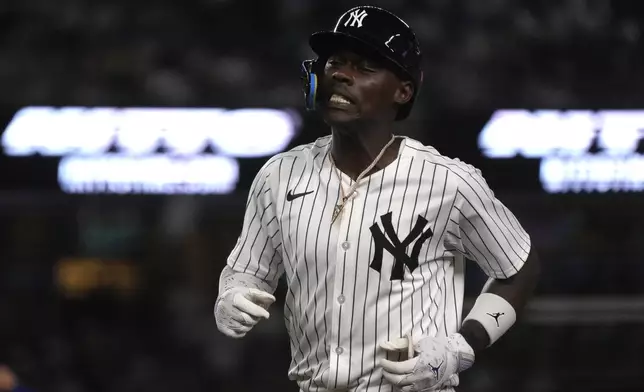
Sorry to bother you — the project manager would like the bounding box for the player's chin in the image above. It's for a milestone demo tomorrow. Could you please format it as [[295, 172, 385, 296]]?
[[321, 106, 360, 125]]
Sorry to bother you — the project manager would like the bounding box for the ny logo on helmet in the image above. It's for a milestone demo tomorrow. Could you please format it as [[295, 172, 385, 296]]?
[[344, 9, 368, 28]]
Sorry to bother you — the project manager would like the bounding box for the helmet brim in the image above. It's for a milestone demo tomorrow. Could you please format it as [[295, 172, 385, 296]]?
[[309, 31, 409, 78]]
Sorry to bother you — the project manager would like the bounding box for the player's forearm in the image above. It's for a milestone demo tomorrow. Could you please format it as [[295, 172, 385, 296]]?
[[483, 246, 541, 316], [460, 247, 541, 353]]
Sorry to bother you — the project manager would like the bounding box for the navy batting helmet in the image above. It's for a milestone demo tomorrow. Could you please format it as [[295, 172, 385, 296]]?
[[300, 6, 423, 120]]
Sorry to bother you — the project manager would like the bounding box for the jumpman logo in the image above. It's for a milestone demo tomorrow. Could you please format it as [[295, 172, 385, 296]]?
[[429, 360, 443, 378], [487, 312, 505, 327]]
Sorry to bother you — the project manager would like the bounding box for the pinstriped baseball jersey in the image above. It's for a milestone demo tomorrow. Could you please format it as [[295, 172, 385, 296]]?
[[227, 135, 531, 392]]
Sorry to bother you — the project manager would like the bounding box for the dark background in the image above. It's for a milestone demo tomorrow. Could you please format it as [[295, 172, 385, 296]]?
[[1, 1, 644, 391]]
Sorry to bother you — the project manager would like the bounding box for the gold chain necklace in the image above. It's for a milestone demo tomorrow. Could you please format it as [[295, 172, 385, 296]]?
[[331, 135, 397, 223]]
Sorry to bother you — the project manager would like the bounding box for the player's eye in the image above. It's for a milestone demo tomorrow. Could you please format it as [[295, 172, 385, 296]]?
[[360, 60, 381, 71], [327, 58, 343, 67]]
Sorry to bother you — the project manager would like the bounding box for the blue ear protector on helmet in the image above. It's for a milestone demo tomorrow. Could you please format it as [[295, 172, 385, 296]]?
[[300, 59, 321, 111]]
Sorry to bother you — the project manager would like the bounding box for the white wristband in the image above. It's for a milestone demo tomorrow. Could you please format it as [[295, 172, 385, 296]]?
[[462, 293, 516, 347]]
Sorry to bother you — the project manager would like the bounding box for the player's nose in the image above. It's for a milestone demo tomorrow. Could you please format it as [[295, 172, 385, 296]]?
[[331, 68, 354, 85]]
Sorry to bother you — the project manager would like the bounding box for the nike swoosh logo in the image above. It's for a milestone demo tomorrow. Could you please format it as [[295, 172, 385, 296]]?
[[286, 190, 313, 201]]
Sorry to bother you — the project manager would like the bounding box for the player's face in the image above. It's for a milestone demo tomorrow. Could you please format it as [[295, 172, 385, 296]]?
[[320, 49, 413, 125]]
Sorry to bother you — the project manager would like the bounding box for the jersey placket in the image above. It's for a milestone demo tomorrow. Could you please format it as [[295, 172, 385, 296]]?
[[328, 184, 362, 389]]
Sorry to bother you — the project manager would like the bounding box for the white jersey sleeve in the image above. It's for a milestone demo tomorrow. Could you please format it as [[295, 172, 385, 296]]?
[[227, 157, 284, 287], [448, 163, 531, 279]]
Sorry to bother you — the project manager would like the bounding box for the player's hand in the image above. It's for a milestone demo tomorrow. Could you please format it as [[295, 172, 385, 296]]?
[[380, 333, 475, 392], [214, 287, 276, 338]]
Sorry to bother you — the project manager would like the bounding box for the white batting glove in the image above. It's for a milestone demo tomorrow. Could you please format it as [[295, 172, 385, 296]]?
[[380, 333, 475, 392], [214, 287, 276, 338]]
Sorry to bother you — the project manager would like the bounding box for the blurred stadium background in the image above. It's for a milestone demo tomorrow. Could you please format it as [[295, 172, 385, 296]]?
[[1, 0, 644, 391]]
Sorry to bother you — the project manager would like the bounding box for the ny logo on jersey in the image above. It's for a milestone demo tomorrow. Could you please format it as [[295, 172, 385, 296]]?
[[369, 212, 433, 281], [344, 9, 368, 28]]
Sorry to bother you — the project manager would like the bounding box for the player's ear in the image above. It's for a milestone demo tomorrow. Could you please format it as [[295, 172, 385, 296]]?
[[393, 80, 413, 106]]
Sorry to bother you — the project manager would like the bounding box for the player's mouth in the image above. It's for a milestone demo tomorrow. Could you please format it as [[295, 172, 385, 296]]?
[[327, 93, 355, 108]]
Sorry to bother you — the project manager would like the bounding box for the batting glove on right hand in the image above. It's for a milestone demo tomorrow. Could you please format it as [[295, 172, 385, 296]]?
[[215, 287, 276, 338]]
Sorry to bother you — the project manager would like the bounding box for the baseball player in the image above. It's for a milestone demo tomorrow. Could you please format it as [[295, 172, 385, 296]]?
[[215, 6, 540, 392]]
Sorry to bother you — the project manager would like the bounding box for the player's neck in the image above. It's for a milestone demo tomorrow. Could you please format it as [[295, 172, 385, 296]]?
[[330, 125, 400, 180]]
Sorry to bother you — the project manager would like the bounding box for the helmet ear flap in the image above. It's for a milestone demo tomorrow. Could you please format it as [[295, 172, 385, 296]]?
[[300, 59, 324, 111]]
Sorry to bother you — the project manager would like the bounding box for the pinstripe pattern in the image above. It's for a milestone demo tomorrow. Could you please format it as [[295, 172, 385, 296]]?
[[226, 136, 531, 392]]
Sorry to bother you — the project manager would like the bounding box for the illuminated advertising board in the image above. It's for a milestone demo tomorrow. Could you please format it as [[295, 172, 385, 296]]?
[[478, 110, 644, 193], [1, 106, 300, 194]]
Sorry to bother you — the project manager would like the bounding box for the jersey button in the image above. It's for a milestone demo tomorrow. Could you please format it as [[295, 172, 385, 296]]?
[[337, 295, 345, 304], [335, 347, 344, 355], [341, 241, 350, 250]]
